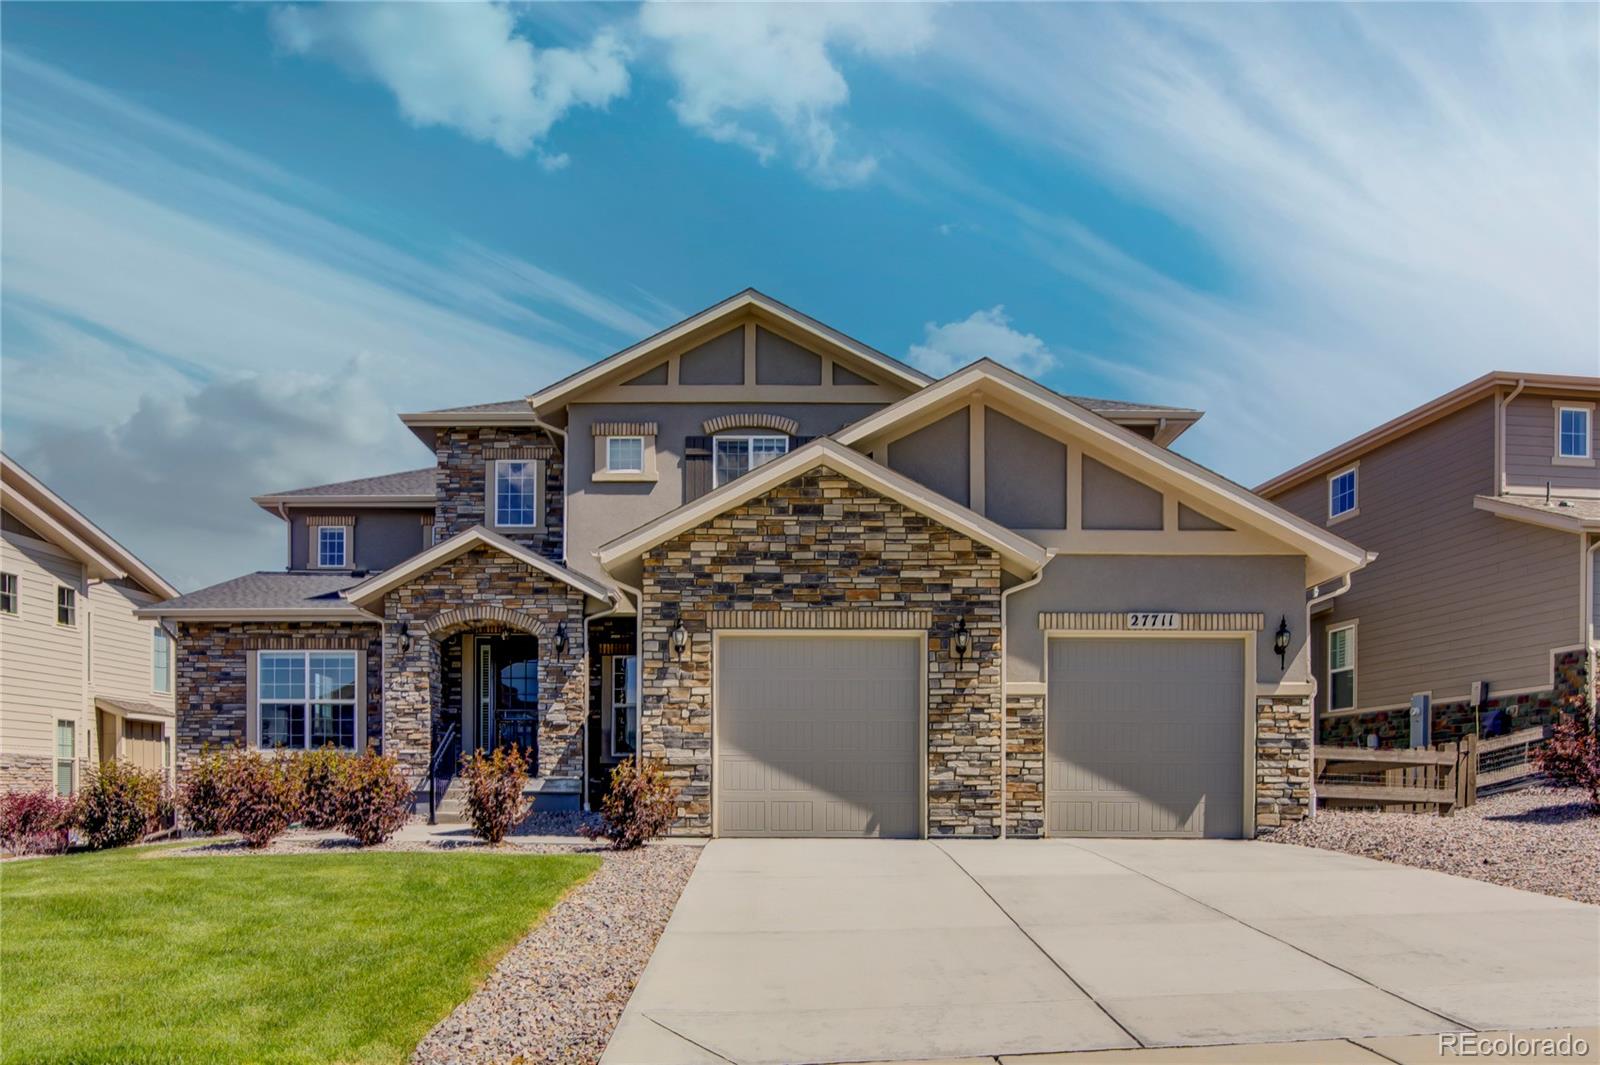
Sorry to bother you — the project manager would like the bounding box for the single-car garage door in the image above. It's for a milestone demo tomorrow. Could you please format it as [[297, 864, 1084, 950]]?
[[717, 635, 921, 838], [1047, 637, 1244, 838]]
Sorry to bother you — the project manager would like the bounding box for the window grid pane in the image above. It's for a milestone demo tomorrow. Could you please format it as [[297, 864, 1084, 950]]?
[[256, 651, 357, 750], [56, 720, 74, 760], [57, 587, 76, 626], [318, 526, 347, 567], [612, 657, 637, 756], [1559, 409, 1589, 457], [153, 629, 172, 693], [310, 704, 355, 749], [1330, 471, 1356, 516], [496, 462, 538, 526], [259, 704, 305, 749], [0, 573, 16, 614], [714, 439, 749, 486], [1327, 629, 1349, 671], [607, 437, 644, 472], [749, 436, 789, 469]]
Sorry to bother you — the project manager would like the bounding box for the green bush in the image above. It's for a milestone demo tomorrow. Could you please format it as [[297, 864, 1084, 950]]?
[[178, 747, 229, 836], [75, 760, 171, 850], [337, 751, 413, 846], [583, 759, 678, 850], [458, 745, 529, 844], [297, 747, 351, 830], [221, 749, 302, 849]]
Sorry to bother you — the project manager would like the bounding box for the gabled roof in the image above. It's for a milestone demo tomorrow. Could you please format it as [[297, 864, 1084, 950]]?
[[341, 526, 613, 610], [595, 438, 1052, 579], [252, 468, 435, 513], [835, 360, 1371, 586], [137, 571, 369, 620], [2, 453, 178, 599], [522, 289, 932, 417], [1256, 371, 1600, 498]]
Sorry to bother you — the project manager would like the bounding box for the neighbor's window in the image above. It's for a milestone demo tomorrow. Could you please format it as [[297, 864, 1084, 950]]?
[[1327, 625, 1356, 712], [1328, 467, 1357, 520], [257, 651, 358, 750], [714, 434, 789, 487], [606, 436, 645, 473], [152, 628, 172, 694], [56, 586, 76, 627], [0, 572, 16, 615], [1558, 406, 1591, 459], [494, 460, 540, 527], [317, 526, 347, 568], [610, 655, 637, 758], [55, 720, 75, 796]]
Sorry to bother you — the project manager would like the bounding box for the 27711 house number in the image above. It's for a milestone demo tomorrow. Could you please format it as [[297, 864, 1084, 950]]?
[[1127, 612, 1179, 629]]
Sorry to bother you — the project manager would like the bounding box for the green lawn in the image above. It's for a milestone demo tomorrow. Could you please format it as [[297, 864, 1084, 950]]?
[[1, 844, 600, 1065]]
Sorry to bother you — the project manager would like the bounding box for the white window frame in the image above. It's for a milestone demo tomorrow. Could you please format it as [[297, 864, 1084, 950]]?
[[593, 434, 658, 483], [55, 719, 75, 796], [1554, 402, 1593, 464], [713, 433, 790, 488], [607, 436, 645, 473], [1327, 465, 1358, 523], [254, 650, 360, 752], [606, 654, 638, 758], [1326, 622, 1357, 712], [56, 585, 76, 627], [0, 572, 16, 615], [316, 525, 348, 568], [492, 459, 543, 529], [152, 627, 172, 695]]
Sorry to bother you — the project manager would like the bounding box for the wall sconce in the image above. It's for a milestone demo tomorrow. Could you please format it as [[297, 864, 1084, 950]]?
[[553, 621, 569, 657], [670, 620, 689, 660], [397, 627, 414, 657], [1273, 615, 1290, 670], [952, 617, 971, 663]]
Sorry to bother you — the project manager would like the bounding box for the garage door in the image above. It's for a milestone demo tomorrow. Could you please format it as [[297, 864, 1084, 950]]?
[[717, 635, 920, 838], [1047, 637, 1244, 838]]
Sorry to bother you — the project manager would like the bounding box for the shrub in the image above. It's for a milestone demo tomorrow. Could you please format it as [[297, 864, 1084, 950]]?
[[337, 751, 413, 846], [297, 747, 351, 831], [221, 749, 302, 849], [1534, 714, 1600, 810], [74, 760, 171, 850], [0, 788, 75, 855], [458, 745, 529, 844], [583, 759, 678, 850], [178, 747, 229, 836]]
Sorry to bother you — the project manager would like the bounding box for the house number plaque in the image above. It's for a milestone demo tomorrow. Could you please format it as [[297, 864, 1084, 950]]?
[[1126, 612, 1179, 630]]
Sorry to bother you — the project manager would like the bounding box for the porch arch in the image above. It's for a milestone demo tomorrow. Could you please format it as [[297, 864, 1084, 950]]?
[[424, 605, 547, 641]]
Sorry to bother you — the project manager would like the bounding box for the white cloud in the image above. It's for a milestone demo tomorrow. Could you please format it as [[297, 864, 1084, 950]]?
[[908, 306, 1057, 379], [638, 2, 933, 186], [270, 2, 628, 161]]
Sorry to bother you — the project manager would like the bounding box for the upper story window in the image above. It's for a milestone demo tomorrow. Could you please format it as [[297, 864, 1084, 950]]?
[[1327, 623, 1356, 712], [0, 572, 16, 615], [1557, 404, 1592, 461], [606, 436, 645, 473], [56, 586, 76, 627], [257, 650, 358, 750], [714, 434, 789, 487], [317, 525, 347, 568], [1328, 466, 1358, 522], [152, 628, 172, 694], [55, 720, 75, 797], [494, 460, 541, 528], [592, 421, 659, 483]]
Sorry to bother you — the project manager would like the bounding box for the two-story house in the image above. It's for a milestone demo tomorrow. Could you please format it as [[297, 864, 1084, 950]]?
[[1258, 373, 1599, 748], [1, 453, 180, 794], [147, 291, 1370, 839]]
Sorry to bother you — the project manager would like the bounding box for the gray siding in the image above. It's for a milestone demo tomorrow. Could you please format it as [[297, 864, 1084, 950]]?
[[985, 409, 1067, 529], [677, 329, 745, 385], [755, 328, 822, 385], [886, 409, 970, 506], [1178, 503, 1231, 531], [1080, 456, 1163, 530], [1504, 392, 1600, 495], [1272, 398, 1579, 711], [288, 509, 428, 571]]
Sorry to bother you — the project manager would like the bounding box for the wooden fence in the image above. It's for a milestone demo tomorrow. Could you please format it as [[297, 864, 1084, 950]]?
[[1474, 724, 1554, 791], [1314, 723, 1555, 814]]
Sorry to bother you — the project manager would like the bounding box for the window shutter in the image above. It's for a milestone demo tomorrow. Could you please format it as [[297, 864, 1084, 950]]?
[[683, 436, 713, 503]]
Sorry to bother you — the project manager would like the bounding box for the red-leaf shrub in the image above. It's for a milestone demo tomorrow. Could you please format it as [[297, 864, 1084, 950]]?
[[222, 749, 302, 849], [459, 745, 529, 844], [75, 760, 171, 850], [0, 788, 75, 855], [178, 748, 229, 836], [337, 751, 413, 846], [583, 759, 678, 850], [297, 747, 350, 831], [1534, 714, 1600, 810]]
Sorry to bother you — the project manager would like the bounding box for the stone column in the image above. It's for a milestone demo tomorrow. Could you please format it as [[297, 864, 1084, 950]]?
[[1255, 694, 1313, 832], [536, 613, 588, 785], [383, 625, 439, 787], [1004, 692, 1045, 838]]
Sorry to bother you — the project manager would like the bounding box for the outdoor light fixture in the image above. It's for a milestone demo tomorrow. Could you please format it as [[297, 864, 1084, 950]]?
[[953, 617, 971, 663], [394, 623, 414, 657], [553, 621, 569, 657], [670, 620, 689, 660], [1273, 615, 1291, 669]]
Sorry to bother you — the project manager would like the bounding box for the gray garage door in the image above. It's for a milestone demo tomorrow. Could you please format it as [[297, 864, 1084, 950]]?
[[1047, 637, 1244, 838], [717, 635, 920, 838]]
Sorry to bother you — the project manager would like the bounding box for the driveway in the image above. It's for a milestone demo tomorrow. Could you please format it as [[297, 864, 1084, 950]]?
[[602, 838, 1599, 1064]]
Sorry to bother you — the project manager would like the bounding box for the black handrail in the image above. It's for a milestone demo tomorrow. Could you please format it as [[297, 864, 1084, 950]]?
[[426, 723, 460, 826]]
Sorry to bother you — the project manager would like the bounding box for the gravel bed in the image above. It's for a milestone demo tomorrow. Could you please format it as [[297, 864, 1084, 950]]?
[[412, 843, 700, 1065], [1267, 785, 1600, 905]]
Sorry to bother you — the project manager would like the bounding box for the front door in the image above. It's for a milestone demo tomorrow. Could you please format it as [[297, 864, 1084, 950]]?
[[486, 635, 539, 762]]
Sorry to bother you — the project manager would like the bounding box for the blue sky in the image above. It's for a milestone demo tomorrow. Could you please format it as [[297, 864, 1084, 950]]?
[[3, 2, 1596, 590]]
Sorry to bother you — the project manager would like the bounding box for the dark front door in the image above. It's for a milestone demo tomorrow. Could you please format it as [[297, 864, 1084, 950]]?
[[493, 635, 539, 765]]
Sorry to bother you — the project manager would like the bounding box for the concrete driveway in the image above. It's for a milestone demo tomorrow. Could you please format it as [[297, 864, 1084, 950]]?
[[602, 838, 1599, 1065]]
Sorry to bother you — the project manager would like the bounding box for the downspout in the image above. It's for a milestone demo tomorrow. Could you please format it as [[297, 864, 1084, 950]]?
[[529, 411, 569, 564], [1307, 572, 1353, 611], [998, 550, 1056, 840], [1497, 378, 1527, 495], [1587, 536, 1599, 722]]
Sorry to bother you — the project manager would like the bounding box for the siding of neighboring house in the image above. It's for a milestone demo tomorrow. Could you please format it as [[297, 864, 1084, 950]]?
[[1504, 392, 1600, 496], [287, 508, 430, 571], [0, 526, 87, 790], [87, 580, 168, 707], [1272, 397, 1578, 714]]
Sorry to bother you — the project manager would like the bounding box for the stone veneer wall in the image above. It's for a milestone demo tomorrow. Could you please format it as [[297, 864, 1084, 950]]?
[[381, 545, 588, 786], [433, 427, 563, 559], [172, 621, 383, 775], [0, 753, 55, 793], [639, 464, 1004, 837], [1256, 695, 1313, 831], [1004, 693, 1045, 838]]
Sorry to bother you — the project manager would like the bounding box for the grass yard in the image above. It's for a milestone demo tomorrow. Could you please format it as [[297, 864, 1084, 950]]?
[[1, 844, 600, 1065]]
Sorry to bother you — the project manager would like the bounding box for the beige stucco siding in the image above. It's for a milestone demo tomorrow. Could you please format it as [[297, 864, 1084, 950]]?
[[86, 580, 175, 713], [1504, 392, 1600, 495], [0, 531, 87, 758]]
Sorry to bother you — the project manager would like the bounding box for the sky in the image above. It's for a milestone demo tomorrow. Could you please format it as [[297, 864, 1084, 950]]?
[[2, 2, 1596, 591]]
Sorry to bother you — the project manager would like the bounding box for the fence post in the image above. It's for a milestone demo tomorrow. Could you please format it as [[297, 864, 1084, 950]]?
[[1458, 734, 1477, 808], [1439, 741, 1458, 816]]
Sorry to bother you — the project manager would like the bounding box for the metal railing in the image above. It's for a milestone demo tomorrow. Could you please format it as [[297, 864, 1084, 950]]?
[[426, 723, 460, 826]]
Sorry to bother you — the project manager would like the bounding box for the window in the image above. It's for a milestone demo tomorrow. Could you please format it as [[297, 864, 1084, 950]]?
[[55, 720, 74, 796], [152, 628, 172, 694], [257, 651, 358, 750], [714, 434, 789, 487], [56, 586, 76, 627], [1557, 406, 1591, 459], [1327, 624, 1356, 712], [1328, 467, 1357, 520], [609, 655, 637, 757], [494, 460, 540, 527], [0, 572, 15, 615], [606, 436, 645, 473], [317, 526, 347, 568]]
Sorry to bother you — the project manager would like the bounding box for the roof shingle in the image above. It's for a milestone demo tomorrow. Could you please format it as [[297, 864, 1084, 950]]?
[[154, 572, 367, 613], [259, 468, 434, 500]]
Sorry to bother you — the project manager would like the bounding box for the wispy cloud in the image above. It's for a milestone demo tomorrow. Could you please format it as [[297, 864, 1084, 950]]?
[[907, 306, 1056, 379]]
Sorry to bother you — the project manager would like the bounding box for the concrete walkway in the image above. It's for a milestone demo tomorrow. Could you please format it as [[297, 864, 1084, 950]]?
[[602, 839, 1599, 1065]]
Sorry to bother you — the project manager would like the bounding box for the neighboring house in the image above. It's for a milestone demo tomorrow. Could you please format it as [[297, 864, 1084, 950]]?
[[1, 454, 180, 795], [1258, 373, 1600, 748], [146, 290, 1368, 839]]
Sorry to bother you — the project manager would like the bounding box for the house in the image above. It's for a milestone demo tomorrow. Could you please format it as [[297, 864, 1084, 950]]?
[[1, 453, 180, 795], [1258, 373, 1599, 748], [145, 290, 1370, 838]]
